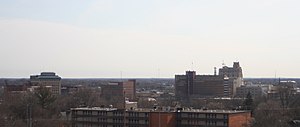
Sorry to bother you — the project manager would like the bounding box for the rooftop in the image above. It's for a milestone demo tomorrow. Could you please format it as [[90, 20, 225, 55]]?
[[71, 107, 118, 111], [179, 109, 249, 114], [30, 72, 61, 80]]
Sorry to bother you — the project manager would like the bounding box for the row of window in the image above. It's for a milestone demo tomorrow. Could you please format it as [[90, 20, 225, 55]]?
[[127, 112, 148, 117], [112, 119, 123, 123], [178, 120, 228, 126], [128, 119, 148, 124], [179, 113, 228, 119]]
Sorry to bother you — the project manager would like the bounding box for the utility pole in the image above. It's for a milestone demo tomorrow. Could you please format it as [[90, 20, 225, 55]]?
[[27, 104, 32, 127]]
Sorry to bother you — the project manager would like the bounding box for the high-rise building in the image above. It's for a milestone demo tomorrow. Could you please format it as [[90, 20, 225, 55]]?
[[100, 80, 137, 109], [175, 71, 227, 98], [219, 62, 243, 79], [175, 62, 243, 98], [30, 72, 61, 95], [219, 62, 244, 95], [101, 82, 126, 109], [123, 79, 137, 101]]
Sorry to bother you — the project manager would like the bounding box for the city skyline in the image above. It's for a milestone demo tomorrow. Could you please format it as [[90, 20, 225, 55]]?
[[1, 0, 300, 78]]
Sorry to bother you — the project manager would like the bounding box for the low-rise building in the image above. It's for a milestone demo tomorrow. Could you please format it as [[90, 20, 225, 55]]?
[[71, 107, 251, 127], [176, 109, 251, 127], [236, 85, 267, 98]]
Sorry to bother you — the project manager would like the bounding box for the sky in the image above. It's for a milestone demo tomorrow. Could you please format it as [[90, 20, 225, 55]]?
[[0, 0, 300, 78]]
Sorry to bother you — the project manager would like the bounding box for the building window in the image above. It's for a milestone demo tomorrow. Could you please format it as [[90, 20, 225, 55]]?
[[224, 121, 228, 126], [224, 114, 228, 119]]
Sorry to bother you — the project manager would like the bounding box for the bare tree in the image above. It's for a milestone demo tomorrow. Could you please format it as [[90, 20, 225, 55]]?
[[252, 100, 290, 127]]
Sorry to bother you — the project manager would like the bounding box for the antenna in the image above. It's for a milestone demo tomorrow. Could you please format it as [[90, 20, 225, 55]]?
[[192, 62, 194, 71], [222, 60, 225, 67], [274, 71, 277, 84], [120, 71, 123, 80], [214, 67, 217, 75], [157, 68, 160, 79]]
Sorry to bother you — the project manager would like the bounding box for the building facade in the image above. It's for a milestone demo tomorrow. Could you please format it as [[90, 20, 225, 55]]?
[[123, 80, 136, 101], [176, 109, 251, 127], [71, 108, 251, 127], [100, 80, 137, 109], [30, 72, 61, 95], [101, 82, 126, 109], [175, 71, 229, 98], [236, 85, 266, 98], [175, 62, 243, 98], [219, 62, 244, 95]]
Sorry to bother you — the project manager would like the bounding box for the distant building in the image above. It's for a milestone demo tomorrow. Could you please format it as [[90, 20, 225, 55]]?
[[175, 71, 227, 98], [4, 84, 28, 94], [3, 84, 29, 101], [100, 80, 137, 109], [267, 80, 299, 99], [123, 79, 137, 101], [219, 62, 243, 80], [236, 85, 267, 98], [175, 62, 244, 99], [71, 107, 251, 127], [30, 72, 61, 95], [125, 101, 138, 109], [219, 62, 244, 95], [101, 82, 126, 109]]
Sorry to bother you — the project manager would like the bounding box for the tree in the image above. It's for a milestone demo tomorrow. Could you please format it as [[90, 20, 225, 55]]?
[[34, 87, 56, 109], [244, 92, 253, 110], [278, 85, 293, 109], [252, 100, 290, 127]]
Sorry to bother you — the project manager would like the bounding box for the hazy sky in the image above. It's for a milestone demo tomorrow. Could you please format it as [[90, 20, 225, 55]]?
[[0, 0, 300, 78]]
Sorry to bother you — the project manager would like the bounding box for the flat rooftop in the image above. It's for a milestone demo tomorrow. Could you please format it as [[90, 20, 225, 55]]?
[[71, 107, 118, 111], [71, 107, 249, 114], [180, 109, 249, 114]]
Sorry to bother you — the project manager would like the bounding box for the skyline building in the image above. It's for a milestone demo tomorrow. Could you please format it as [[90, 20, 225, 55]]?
[[175, 62, 243, 98], [30, 72, 62, 95], [101, 80, 137, 109]]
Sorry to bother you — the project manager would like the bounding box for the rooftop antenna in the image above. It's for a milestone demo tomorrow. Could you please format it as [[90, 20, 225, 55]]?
[[275, 71, 277, 84], [222, 60, 226, 67], [157, 68, 160, 79], [192, 61, 194, 71], [214, 67, 217, 75], [120, 71, 123, 81]]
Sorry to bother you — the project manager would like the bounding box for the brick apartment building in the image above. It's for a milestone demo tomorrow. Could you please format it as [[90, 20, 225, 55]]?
[[71, 107, 251, 127], [176, 109, 251, 127]]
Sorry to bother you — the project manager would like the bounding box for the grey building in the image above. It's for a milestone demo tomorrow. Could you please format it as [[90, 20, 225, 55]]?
[[236, 85, 267, 98], [30, 72, 62, 95]]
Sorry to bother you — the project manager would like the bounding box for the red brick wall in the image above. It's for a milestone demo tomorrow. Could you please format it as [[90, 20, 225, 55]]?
[[228, 112, 251, 127], [149, 112, 176, 127]]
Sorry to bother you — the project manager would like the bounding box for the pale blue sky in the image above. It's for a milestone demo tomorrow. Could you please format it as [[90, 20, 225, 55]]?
[[0, 0, 300, 78]]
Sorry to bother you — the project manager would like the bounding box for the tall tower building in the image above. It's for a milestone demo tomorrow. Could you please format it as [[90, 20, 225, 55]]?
[[101, 80, 136, 109], [30, 72, 62, 95], [219, 62, 244, 96], [219, 62, 243, 79], [175, 62, 244, 98]]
